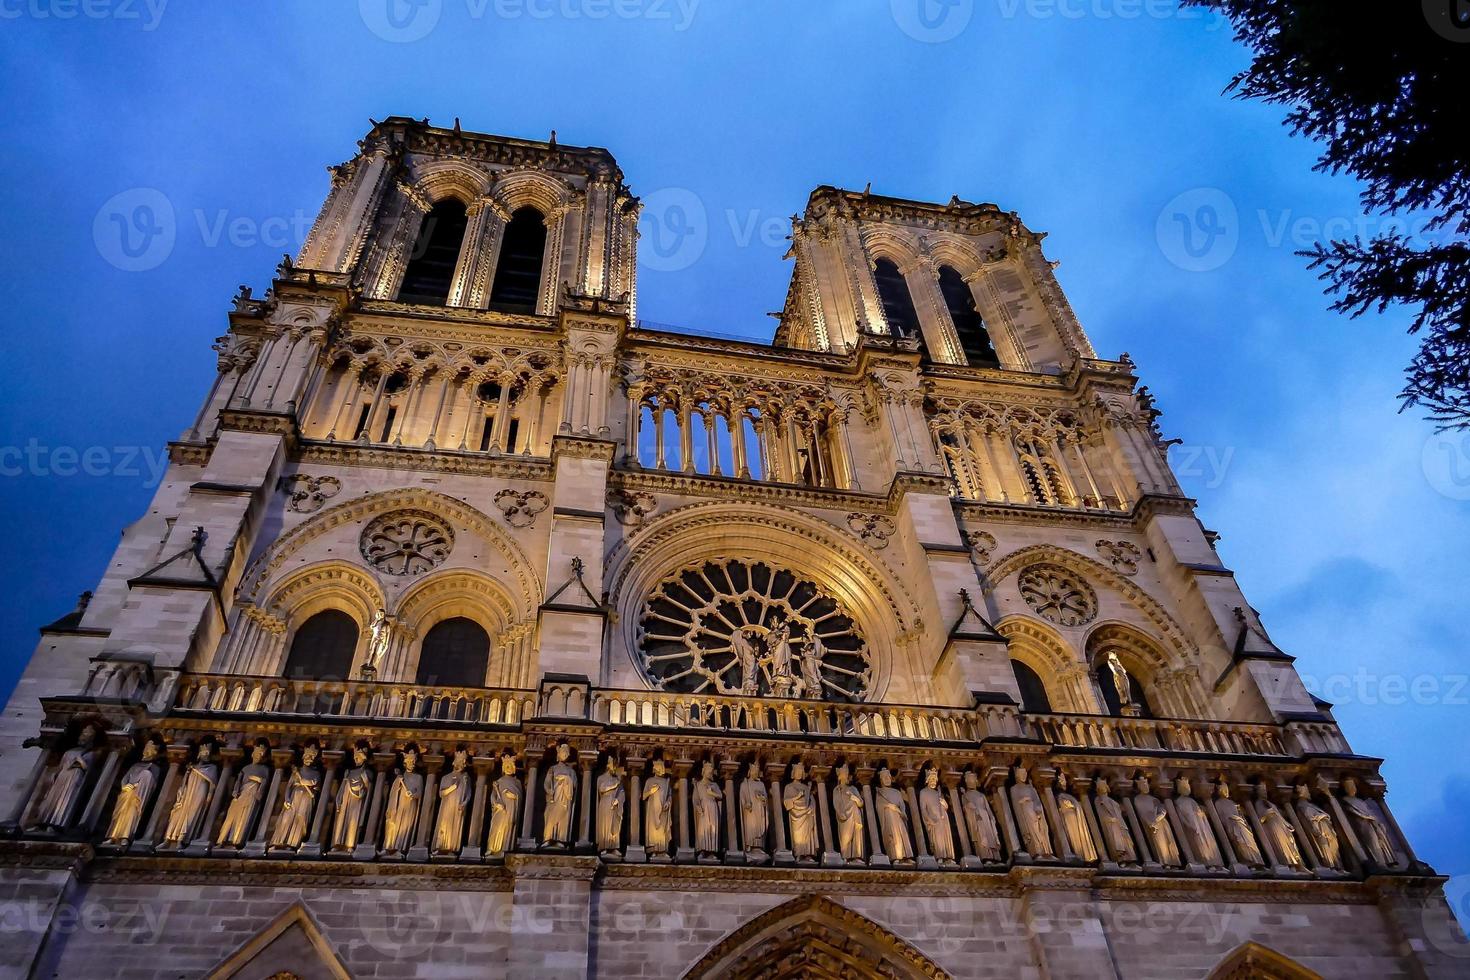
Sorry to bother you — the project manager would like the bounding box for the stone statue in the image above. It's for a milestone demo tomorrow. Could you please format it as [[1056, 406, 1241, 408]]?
[[1341, 777, 1396, 867], [331, 746, 372, 853], [783, 762, 818, 863], [485, 755, 522, 857], [692, 760, 723, 857], [364, 608, 393, 676], [740, 761, 769, 858], [596, 759, 625, 856], [798, 634, 825, 699], [216, 742, 271, 847], [1133, 776, 1180, 867], [1294, 784, 1341, 869], [1055, 772, 1098, 862], [31, 725, 99, 830], [919, 769, 956, 865], [767, 620, 795, 697], [1174, 777, 1223, 867], [1093, 778, 1137, 864], [1213, 780, 1264, 867], [1254, 783, 1304, 870], [1105, 650, 1134, 710], [270, 745, 322, 850], [103, 741, 161, 845], [541, 743, 578, 848], [1009, 766, 1055, 859], [874, 768, 913, 865], [381, 748, 423, 855], [163, 743, 219, 846], [643, 759, 674, 857], [832, 765, 864, 863], [960, 771, 1002, 861], [732, 629, 760, 696], [432, 750, 470, 854]]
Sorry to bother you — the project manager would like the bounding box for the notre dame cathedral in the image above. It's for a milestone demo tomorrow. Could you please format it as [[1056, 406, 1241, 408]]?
[[0, 118, 1463, 979]]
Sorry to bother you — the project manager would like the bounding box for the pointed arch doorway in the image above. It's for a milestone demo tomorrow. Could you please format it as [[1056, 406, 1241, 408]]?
[[682, 895, 950, 980]]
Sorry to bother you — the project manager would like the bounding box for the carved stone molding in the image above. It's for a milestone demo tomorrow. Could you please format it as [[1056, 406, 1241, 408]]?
[[1017, 563, 1097, 628], [493, 489, 548, 528], [360, 510, 455, 576], [606, 488, 657, 526], [280, 474, 342, 514], [847, 514, 897, 550], [1095, 539, 1142, 575]]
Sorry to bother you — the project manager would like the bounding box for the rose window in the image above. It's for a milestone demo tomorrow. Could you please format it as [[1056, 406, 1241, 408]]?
[[1018, 563, 1097, 627], [636, 559, 871, 701], [360, 510, 454, 576]]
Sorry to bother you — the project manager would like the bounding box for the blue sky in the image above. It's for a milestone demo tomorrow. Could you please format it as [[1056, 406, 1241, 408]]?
[[1, 0, 1466, 898]]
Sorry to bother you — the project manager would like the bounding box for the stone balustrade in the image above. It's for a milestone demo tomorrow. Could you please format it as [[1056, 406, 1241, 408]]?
[[173, 673, 535, 726], [1026, 712, 1290, 757]]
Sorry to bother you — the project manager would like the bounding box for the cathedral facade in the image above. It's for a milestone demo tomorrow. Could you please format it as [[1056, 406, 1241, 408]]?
[[0, 119, 1463, 979]]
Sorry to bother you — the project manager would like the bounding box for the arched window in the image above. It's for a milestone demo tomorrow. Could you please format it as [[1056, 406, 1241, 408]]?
[[489, 206, 548, 313], [282, 610, 359, 680], [938, 265, 997, 366], [1011, 660, 1053, 714], [398, 200, 468, 306], [1096, 655, 1154, 718], [416, 617, 490, 688], [871, 258, 922, 343]]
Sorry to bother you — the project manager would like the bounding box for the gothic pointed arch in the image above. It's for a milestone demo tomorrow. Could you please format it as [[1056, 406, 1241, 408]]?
[[1206, 941, 1323, 980], [205, 902, 350, 980], [682, 895, 950, 980], [606, 500, 926, 702], [995, 615, 1095, 713]]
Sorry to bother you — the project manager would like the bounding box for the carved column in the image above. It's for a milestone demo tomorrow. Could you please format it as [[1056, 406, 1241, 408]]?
[[302, 750, 339, 858], [576, 750, 597, 853], [78, 745, 124, 835], [674, 759, 695, 862], [517, 757, 541, 851], [767, 763, 791, 864], [720, 760, 742, 865], [902, 769, 932, 868], [812, 763, 840, 868], [461, 755, 494, 862], [407, 753, 443, 862], [624, 756, 646, 864], [857, 765, 886, 866], [353, 752, 394, 860], [186, 746, 239, 855], [137, 747, 186, 853]]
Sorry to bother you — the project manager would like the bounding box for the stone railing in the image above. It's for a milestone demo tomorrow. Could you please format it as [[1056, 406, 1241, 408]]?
[[1026, 713, 1290, 757], [173, 673, 535, 726]]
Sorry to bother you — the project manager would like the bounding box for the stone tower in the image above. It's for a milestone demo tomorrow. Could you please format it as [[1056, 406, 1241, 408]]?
[[1, 118, 1462, 979]]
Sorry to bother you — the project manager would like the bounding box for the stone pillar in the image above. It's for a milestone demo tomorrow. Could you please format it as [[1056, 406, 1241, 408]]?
[[517, 758, 541, 852], [77, 746, 124, 835], [901, 771, 932, 868], [185, 747, 238, 855], [407, 753, 442, 862], [812, 763, 840, 868], [504, 855, 598, 980], [624, 757, 646, 864], [302, 750, 339, 858], [576, 751, 597, 853], [857, 765, 885, 866], [243, 749, 291, 857], [720, 760, 742, 865], [674, 760, 695, 862], [767, 764, 791, 864], [134, 747, 184, 853], [353, 753, 394, 860], [461, 756, 494, 862], [1016, 866, 1120, 978]]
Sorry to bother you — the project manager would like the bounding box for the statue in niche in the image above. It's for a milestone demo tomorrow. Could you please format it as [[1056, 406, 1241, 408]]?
[[31, 725, 100, 830], [1105, 650, 1136, 712], [331, 746, 372, 853], [432, 750, 471, 855], [765, 620, 796, 698], [740, 760, 769, 859], [732, 629, 760, 696], [961, 771, 1002, 861], [643, 758, 674, 858], [104, 741, 161, 845], [1093, 778, 1137, 864], [1341, 777, 1396, 867], [217, 742, 271, 847], [163, 743, 219, 847], [798, 634, 825, 699], [270, 744, 322, 850], [783, 762, 818, 863], [595, 758, 625, 857], [874, 768, 913, 865], [485, 755, 522, 857], [380, 747, 423, 855], [1174, 776, 1223, 867], [541, 743, 578, 848], [832, 764, 864, 864], [1254, 783, 1305, 870], [692, 760, 723, 857], [1132, 775, 1180, 867], [363, 609, 393, 677], [1009, 766, 1054, 859], [919, 768, 956, 866], [1213, 779, 1264, 867], [1055, 772, 1098, 862], [1294, 783, 1341, 869]]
